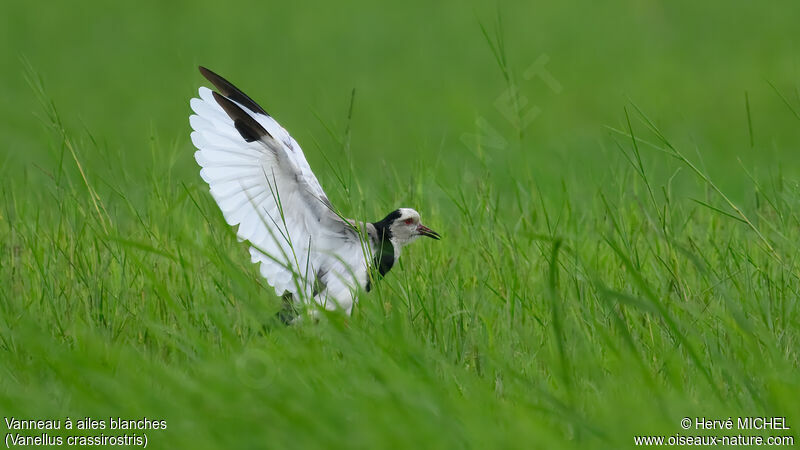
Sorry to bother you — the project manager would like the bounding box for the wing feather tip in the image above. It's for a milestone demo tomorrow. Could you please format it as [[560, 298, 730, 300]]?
[[198, 66, 270, 116]]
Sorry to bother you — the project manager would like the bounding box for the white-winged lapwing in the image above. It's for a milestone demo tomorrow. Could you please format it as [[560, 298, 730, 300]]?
[[189, 67, 439, 320]]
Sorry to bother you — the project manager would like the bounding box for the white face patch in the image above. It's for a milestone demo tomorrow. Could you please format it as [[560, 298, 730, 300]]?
[[389, 208, 422, 248]]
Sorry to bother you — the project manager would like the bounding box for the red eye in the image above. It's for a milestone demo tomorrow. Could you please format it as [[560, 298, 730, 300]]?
[[404, 218, 413, 225]]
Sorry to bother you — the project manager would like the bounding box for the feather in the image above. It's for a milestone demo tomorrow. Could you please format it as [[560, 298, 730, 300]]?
[[211, 91, 271, 143], [199, 66, 270, 116]]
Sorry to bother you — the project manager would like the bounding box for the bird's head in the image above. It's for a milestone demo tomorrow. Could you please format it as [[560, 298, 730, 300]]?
[[383, 208, 440, 247]]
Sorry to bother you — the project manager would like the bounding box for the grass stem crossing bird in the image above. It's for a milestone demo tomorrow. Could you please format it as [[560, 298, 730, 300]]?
[[189, 67, 439, 318]]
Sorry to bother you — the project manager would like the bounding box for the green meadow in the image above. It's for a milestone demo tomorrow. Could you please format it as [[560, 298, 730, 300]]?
[[2, 0, 799, 448]]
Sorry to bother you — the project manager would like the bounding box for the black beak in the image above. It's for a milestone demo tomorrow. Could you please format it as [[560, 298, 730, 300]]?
[[417, 224, 441, 240]]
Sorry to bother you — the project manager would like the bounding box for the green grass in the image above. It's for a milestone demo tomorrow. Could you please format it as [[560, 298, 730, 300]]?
[[2, 1, 800, 448]]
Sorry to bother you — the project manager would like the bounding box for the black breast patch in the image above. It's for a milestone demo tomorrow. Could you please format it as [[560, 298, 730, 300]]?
[[366, 210, 400, 291]]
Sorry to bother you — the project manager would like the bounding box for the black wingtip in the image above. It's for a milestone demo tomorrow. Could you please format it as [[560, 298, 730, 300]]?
[[198, 66, 270, 116], [211, 91, 271, 143]]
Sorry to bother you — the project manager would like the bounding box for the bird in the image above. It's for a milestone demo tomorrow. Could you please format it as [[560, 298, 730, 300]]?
[[188, 66, 440, 320]]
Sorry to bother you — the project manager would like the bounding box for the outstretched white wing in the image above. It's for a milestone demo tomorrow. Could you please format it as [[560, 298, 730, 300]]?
[[189, 67, 367, 310]]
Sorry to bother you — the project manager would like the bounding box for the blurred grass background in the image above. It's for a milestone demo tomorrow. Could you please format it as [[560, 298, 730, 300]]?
[[1, 0, 799, 448]]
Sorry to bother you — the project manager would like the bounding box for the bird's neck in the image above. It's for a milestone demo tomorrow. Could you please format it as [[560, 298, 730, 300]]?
[[370, 221, 399, 278]]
